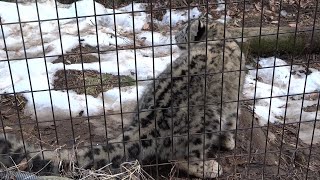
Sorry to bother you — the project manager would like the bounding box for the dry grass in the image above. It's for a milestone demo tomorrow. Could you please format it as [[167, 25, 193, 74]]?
[[0, 134, 153, 179], [73, 161, 154, 180], [53, 70, 135, 97], [0, 94, 27, 112], [1, 149, 153, 180], [52, 45, 99, 65]]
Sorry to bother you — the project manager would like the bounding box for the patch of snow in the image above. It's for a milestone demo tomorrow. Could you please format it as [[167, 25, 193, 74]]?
[[82, 33, 131, 48], [299, 124, 320, 144], [280, 10, 288, 17], [23, 90, 103, 126], [216, 0, 225, 11], [216, 15, 231, 23], [118, 2, 146, 12], [102, 86, 146, 113], [161, 7, 202, 26], [137, 31, 171, 46], [0, 25, 12, 39], [104, 9, 147, 33], [0, 0, 106, 23], [243, 57, 320, 144]]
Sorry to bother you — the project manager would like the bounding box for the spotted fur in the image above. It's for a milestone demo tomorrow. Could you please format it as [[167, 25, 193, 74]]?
[[0, 15, 246, 178]]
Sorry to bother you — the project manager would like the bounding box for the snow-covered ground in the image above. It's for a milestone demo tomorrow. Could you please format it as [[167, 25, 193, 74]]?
[[0, 0, 319, 144], [244, 57, 320, 144], [0, 0, 196, 124]]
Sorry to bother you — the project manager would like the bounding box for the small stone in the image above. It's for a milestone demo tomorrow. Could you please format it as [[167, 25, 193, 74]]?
[[280, 10, 288, 17]]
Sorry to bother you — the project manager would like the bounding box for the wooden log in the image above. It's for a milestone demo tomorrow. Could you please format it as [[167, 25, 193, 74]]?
[[228, 26, 320, 56]]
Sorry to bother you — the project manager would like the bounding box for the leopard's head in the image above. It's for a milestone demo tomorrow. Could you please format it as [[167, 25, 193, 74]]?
[[174, 14, 228, 49]]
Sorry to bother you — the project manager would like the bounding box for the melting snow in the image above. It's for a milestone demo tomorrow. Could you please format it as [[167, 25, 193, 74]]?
[[243, 57, 320, 144]]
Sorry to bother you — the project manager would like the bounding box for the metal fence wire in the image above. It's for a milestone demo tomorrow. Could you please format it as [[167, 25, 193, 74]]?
[[0, 0, 319, 179]]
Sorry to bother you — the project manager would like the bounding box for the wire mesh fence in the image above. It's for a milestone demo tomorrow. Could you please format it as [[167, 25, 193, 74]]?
[[0, 0, 319, 179]]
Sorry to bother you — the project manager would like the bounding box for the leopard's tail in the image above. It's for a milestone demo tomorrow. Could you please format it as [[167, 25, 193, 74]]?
[[0, 133, 95, 176], [0, 133, 135, 177]]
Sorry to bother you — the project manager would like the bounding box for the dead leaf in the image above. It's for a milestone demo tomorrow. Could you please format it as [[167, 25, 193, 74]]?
[[4, 126, 13, 130], [304, 92, 319, 101], [142, 23, 151, 30], [254, 2, 261, 11], [288, 22, 297, 27], [17, 158, 28, 171]]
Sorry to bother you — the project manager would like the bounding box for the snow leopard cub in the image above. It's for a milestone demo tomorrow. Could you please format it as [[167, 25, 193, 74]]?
[[0, 15, 245, 178]]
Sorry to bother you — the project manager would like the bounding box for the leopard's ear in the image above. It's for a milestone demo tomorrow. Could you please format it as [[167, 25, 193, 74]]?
[[194, 18, 206, 41], [199, 12, 208, 19]]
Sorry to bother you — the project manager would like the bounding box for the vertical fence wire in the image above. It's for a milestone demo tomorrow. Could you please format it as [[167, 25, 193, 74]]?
[[305, 81, 320, 178], [73, 0, 95, 164], [202, 2, 209, 179], [186, 3, 191, 178], [0, 17, 30, 170], [148, 1, 160, 178], [14, 1, 45, 160], [217, 0, 228, 176], [0, 20, 8, 141], [111, 0, 126, 162], [261, 0, 284, 177], [233, 0, 247, 176], [92, 0, 110, 161], [130, 0, 141, 165], [169, 0, 174, 172], [276, 0, 302, 176], [53, 0, 78, 162], [293, 0, 319, 168], [304, 3, 320, 178], [247, 0, 265, 177], [305, 93, 320, 179], [34, 0, 59, 146]]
